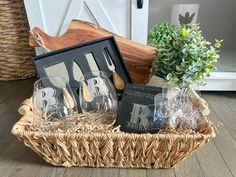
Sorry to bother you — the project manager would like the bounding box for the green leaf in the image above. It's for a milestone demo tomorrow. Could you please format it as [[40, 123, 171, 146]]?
[[166, 73, 172, 80], [214, 39, 222, 48], [182, 27, 189, 38]]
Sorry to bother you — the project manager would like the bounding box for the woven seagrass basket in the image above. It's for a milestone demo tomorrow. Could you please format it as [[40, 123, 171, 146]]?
[[12, 88, 216, 168], [0, 0, 35, 81]]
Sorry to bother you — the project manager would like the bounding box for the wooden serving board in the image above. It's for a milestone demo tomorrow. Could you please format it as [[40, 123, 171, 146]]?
[[29, 20, 157, 84]]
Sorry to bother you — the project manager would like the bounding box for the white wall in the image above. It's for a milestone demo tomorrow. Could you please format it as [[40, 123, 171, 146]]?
[[148, 0, 236, 50]]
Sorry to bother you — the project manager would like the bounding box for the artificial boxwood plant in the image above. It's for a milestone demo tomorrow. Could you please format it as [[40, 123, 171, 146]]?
[[148, 22, 222, 88]]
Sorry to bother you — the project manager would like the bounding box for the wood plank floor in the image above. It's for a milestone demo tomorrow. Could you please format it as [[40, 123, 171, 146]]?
[[0, 78, 236, 177]]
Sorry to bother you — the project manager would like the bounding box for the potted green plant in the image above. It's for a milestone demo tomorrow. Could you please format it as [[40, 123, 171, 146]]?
[[148, 22, 222, 88]]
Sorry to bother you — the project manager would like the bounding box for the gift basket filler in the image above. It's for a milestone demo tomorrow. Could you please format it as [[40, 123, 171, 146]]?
[[11, 20, 221, 168]]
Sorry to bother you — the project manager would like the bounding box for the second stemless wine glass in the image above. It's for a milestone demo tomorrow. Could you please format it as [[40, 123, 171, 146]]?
[[32, 76, 78, 131], [79, 71, 118, 124]]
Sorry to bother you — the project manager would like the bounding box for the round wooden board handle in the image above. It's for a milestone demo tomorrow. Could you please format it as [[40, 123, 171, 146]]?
[[188, 85, 210, 116], [18, 105, 31, 116], [18, 98, 32, 115]]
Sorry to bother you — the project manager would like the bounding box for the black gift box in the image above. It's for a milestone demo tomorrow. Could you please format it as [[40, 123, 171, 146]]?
[[33, 36, 132, 112], [33, 37, 165, 134]]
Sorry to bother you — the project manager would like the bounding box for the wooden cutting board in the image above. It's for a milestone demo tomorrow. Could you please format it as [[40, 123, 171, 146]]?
[[29, 20, 157, 84]]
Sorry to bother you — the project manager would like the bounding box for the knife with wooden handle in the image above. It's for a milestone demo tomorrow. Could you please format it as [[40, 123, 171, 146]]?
[[73, 61, 93, 102], [45, 62, 75, 109], [104, 48, 125, 90]]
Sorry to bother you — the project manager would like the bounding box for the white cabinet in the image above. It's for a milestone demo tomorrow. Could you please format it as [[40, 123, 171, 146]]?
[[24, 0, 149, 44]]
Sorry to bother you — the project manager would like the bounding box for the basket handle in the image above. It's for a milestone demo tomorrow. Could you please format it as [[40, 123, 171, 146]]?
[[18, 98, 33, 116], [188, 86, 210, 116]]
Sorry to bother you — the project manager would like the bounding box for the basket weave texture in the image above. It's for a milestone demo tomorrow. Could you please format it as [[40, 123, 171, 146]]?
[[12, 97, 215, 168], [0, 0, 35, 81]]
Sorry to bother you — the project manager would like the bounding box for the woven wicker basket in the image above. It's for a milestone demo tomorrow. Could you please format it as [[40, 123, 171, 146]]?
[[0, 0, 35, 81], [12, 90, 216, 168]]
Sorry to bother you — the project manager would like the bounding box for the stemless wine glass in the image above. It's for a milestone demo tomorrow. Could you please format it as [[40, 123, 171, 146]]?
[[79, 71, 118, 124], [32, 76, 78, 132]]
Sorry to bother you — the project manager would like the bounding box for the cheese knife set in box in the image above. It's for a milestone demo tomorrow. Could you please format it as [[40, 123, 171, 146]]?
[[32, 36, 202, 134]]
